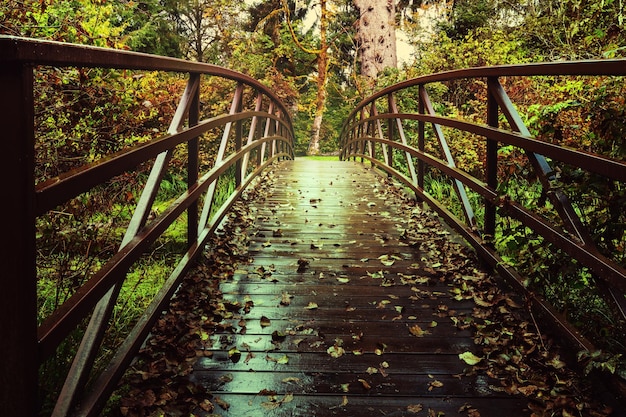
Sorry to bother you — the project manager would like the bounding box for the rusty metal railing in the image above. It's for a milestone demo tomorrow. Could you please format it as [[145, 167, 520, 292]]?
[[0, 36, 294, 417], [340, 61, 626, 353]]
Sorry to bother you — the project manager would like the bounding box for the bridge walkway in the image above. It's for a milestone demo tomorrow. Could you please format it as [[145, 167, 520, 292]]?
[[120, 159, 592, 416]]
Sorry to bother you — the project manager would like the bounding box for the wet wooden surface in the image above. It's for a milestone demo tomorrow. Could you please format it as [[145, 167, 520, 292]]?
[[191, 159, 530, 416]]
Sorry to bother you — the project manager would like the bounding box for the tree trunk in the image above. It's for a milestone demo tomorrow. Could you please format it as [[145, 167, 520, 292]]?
[[354, 0, 398, 79], [307, 0, 329, 155]]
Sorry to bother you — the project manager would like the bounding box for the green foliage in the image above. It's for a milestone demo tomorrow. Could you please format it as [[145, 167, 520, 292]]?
[[518, 0, 626, 59], [438, 0, 497, 39], [579, 350, 626, 379]]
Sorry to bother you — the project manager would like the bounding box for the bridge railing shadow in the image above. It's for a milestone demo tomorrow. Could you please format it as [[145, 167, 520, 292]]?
[[340, 61, 626, 362], [1, 36, 294, 417]]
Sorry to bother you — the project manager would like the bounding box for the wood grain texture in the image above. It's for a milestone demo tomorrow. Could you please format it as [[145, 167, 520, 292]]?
[[191, 159, 531, 416]]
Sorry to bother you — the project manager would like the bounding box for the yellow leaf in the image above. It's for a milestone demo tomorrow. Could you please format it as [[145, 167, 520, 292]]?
[[366, 367, 378, 375], [459, 351, 483, 365], [409, 324, 429, 337], [305, 301, 319, 310], [327, 345, 345, 358]]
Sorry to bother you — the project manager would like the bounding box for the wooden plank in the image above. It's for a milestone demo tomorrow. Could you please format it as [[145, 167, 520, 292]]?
[[191, 394, 530, 417], [187, 159, 529, 416]]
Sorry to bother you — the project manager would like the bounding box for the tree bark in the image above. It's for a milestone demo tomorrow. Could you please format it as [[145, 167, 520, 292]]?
[[307, 0, 329, 155], [354, 0, 398, 79]]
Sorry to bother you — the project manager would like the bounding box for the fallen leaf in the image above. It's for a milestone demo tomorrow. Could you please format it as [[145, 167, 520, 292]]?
[[459, 351, 483, 365], [517, 385, 537, 396], [428, 380, 444, 391], [358, 378, 371, 390], [280, 292, 292, 306], [327, 345, 345, 358], [305, 301, 319, 310], [378, 255, 396, 266], [199, 398, 214, 412], [409, 324, 429, 337], [260, 316, 271, 328], [214, 396, 230, 410], [407, 404, 423, 413], [228, 347, 241, 363]]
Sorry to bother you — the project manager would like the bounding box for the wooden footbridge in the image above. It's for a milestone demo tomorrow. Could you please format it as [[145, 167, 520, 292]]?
[[2, 37, 626, 416]]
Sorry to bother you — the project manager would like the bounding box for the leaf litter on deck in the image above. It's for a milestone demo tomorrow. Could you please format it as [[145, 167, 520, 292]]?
[[117, 163, 615, 417]]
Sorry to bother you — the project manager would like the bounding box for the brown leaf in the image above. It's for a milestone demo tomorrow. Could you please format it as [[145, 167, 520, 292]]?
[[428, 380, 444, 391], [358, 378, 371, 390], [199, 398, 214, 412], [280, 292, 292, 306], [409, 324, 429, 337]]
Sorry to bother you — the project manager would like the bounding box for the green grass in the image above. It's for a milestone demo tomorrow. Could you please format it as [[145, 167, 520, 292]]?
[[298, 154, 341, 161]]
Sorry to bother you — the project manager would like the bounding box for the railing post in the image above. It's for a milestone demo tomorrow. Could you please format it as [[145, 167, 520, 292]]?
[[417, 85, 425, 191], [188, 74, 200, 246], [485, 78, 499, 240], [389, 93, 417, 184], [387, 98, 394, 171], [0, 63, 38, 417], [243, 93, 263, 177], [198, 83, 244, 232], [234, 89, 244, 187]]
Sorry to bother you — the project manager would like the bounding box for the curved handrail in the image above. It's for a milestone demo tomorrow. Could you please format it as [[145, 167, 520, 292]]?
[[339, 60, 626, 354], [0, 36, 294, 417]]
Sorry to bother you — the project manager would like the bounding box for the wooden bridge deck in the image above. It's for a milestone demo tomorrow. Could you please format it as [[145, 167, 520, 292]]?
[[191, 158, 532, 416], [120, 159, 601, 416]]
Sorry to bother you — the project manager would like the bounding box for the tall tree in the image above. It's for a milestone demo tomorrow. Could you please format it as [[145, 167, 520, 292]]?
[[354, 0, 398, 79], [280, 0, 331, 155], [308, 0, 330, 155], [164, 0, 243, 62]]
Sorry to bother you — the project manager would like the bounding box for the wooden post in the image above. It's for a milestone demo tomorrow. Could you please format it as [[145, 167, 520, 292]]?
[[0, 63, 38, 417], [234, 88, 243, 187], [187, 74, 200, 247], [485, 78, 499, 241], [418, 85, 426, 191]]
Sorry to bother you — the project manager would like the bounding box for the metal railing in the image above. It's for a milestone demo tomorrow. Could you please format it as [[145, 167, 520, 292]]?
[[340, 60, 626, 354], [0, 36, 294, 417]]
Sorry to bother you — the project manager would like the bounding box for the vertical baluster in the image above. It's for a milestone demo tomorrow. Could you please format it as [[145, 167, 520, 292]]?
[[359, 107, 366, 162], [198, 83, 244, 233], [387, 97, 394, 171], [389, 93, 417, 185], [485, 77, 499, 241], [260, 101, 274, 164], [188, 75, 200, 245], [242, 93, 263, 179], [418, 85, 425, 192], [1, 61, 37, 417], [234, 88, 244, 187], [419, 87, 476, 227], [371, 104, 388, 166]]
